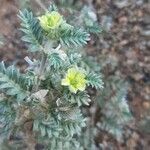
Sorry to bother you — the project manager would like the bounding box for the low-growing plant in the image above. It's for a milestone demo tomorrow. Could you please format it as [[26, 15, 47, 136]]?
[[0, 4, 103, 150], [0, 2, 133, 149], [54, 1, 133, 146]]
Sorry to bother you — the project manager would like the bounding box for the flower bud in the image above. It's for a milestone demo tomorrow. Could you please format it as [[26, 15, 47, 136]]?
[[38, 11, 63, 31]]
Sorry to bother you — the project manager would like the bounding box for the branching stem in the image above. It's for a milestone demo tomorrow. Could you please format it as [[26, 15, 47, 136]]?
[[35, 52, 47, 91]]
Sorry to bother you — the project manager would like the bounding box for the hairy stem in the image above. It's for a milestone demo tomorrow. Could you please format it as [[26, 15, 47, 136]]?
[[35, 52, 47, 91], [39, 52, 47, 76], [23, 121, 36, 150]]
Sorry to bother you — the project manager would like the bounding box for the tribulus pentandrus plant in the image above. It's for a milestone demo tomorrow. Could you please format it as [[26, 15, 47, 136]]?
[[0, 4, 103, 150]]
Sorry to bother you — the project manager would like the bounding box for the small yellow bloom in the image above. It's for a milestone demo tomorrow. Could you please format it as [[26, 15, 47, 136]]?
[[61, 68, 87, 93], [38, 11, 63, 31]]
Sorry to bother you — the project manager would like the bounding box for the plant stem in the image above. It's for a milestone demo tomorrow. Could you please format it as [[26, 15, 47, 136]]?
[[35, 52, 47, 91], [23, 121, 36, 150], [39, 52, 47, 76]]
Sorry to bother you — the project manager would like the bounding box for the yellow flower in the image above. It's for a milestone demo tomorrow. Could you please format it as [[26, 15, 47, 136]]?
[[38, 11, 63, 31], [61, 68, 87, 93]]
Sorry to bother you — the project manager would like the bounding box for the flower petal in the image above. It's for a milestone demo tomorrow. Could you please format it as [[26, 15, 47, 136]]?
[[78, 85, 86, 91], [39, 11, 62, 31], [61, 78, 69, 86], [69, 85, 78, 93], [61, 67, 87, 93]]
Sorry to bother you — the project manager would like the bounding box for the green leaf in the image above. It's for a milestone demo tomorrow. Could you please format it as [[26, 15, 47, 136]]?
[[65, 92, 91, 106], [60, 109, 86, 137], [60, 28, 90, 47], [0, 100, 16, 137], [18, 9, 43, 52], [85, 23, 103, 34], [0, 62, 30, 101], [48, 53, 64, 69], [97, 77, 132, 140], [48, 3, 58, 12], [86, 72, 103, 89]]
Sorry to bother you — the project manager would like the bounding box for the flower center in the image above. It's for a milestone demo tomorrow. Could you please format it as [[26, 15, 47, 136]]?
[[69, 73, 78, 87]]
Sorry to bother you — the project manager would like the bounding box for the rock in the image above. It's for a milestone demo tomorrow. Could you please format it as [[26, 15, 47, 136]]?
[[132, 73, 144, 81], [143, 15, 150, 25], [141, 30, 150, 37], [118, 16, 128, 24], [143, 101, 150, 109], [120, 40, 128, 46], [114, 0, 129, 8]]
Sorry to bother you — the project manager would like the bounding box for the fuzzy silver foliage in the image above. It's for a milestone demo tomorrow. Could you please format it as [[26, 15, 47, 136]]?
[[0, 4, 103, 149], [97, 77, 132, 141]]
